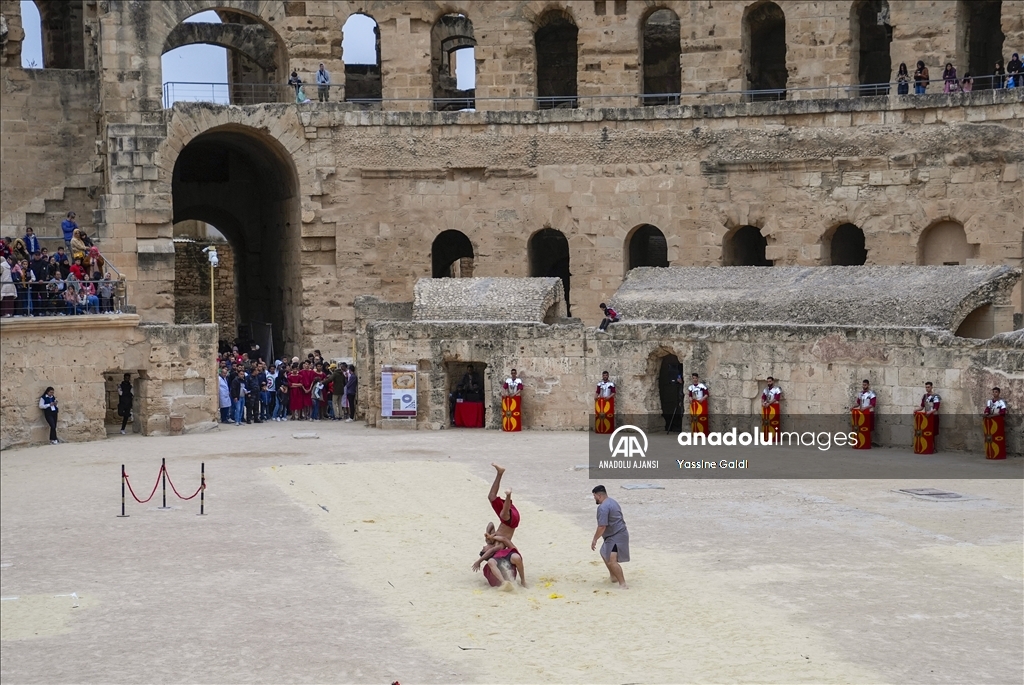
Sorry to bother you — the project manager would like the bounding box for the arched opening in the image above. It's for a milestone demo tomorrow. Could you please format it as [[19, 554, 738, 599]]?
[[343, 13, 382, 104], [529, 228, 571, 316], [955, 304, 1005, 339], [641, 8, 681, 106], [658, 354, 683, 432], [962, 1, 1004, 90], [852, 0, 892, 96], [431, 230, 475, 278], [172, 127, 301, 353], [161, 9, 286, 106], [22, 0, 85, 69], [723, 225, 772, 266], [431, 14, 476, 111], [918, 220, 979, 265], [744, 2, 787, 101], [535, 11, 578, 109], [627, 224, 670, 272], [827, 223, 867, 266]]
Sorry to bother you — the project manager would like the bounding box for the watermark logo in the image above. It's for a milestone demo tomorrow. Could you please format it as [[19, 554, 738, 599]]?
[[609, 425, 648, 458]]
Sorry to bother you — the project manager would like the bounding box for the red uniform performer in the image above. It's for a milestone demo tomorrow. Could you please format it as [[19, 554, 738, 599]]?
[[688, 374, 709, 435], [851, 380, 877, 449], [982, 388, 1007, 460], [913, 382, 940, 454], [760, 377, 783, 441], [595, 371, 616, 434], [501, 369, 523, 432]]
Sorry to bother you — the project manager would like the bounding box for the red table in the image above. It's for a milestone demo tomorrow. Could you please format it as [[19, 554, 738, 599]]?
[[454, 401, 485, 428]]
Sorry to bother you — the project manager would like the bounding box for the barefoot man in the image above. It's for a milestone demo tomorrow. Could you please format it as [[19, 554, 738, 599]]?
[[591, 485, 629, 589], [472, 464, 527, 588]]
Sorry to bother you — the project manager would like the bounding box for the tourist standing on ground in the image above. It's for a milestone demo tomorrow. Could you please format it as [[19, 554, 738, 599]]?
[[39, 387, 59, 444], [344, 365, 358, 421], [591, 485, 629, 589], [61, 212, 78, 250], [1007, 53, 1022, 88], [598, 302, 619, 332], [117, 373, 133, 434], [942, 63, 958, 93], [218, 367, 231, 423], [0, 257, 15, 317], [896, 62, 909, 94], [914, 60, 929, 94], [316, 63, 331, 102]]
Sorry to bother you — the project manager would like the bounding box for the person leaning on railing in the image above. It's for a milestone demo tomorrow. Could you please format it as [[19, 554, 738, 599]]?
[[914, 60, 930, 94], [896, 62, 909, 95]]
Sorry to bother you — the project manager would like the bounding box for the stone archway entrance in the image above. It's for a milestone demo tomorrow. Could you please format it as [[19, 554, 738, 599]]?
[[172, 126, 301, 352]]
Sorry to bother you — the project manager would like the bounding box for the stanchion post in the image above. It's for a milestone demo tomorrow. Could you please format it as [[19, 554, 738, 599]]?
[[158, 457, 171, 510], [199, 462, 206, 516], [117, 464, 129, 517]]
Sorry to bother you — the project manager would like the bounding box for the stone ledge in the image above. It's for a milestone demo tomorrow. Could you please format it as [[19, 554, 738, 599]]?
[[0, 314, 141, 333]]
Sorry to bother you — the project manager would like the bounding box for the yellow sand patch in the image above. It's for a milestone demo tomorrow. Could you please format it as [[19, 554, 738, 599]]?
[[267, 461, 882, 683], [0, 594, 95, 641]]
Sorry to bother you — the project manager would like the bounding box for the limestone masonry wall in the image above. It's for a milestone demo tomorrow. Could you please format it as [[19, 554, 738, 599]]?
[[0, 317, 218, 450]]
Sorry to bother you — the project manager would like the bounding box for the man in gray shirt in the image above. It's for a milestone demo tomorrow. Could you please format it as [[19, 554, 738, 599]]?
[[591, 485, 629, 589]]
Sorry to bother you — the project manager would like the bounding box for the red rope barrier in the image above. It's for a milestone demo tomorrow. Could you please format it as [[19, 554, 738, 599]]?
[[124, 465, 163, 504], [163, 465, 204, 501]]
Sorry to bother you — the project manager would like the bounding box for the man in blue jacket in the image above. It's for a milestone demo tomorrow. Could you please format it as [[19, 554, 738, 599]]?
[[24, 227, 40, 255], [61, 212, 78, 249]]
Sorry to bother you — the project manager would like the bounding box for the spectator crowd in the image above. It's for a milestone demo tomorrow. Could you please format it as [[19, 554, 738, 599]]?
[[1, 217, 122, 318], [216, 346, 359, 426], [899, 52, 1022, 95]]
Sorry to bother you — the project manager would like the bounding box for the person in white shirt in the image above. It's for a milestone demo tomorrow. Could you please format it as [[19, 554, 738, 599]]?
[[850, 379, 878, 448], [316, 62, 331, 102], [501, 369, 523, 397], [760, 376, 783, 438], [983, 387, 1006, 416], [595, 371, 615, 399], [687, 372, 709, 433]]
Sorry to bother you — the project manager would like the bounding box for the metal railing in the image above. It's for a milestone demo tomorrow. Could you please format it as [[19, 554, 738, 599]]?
[[163, 77, 1021, 110], [6, 277, 129, 317]]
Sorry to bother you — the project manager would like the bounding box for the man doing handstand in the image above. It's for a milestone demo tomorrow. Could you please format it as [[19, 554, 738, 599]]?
[[487, 463, 520, 540]]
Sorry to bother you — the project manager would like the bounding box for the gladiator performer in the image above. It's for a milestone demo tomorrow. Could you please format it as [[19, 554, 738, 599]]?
[[501, 369, 524, 431], [982, 387, 1008, 460], [760, 376, 783, 440], [487, 463, 520, 540], [913, 381, 941, 454], [472, 524, 527, 589], [594, 370, 616, 434], [851, 379, 877, 449], [688, 372, 709, 435]]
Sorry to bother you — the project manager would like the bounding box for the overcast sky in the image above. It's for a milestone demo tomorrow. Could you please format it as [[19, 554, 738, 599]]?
[[20, 3, 474, 104]]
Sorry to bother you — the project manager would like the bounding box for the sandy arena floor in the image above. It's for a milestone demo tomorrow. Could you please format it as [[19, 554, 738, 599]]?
[[1, 422, 1021, 684]]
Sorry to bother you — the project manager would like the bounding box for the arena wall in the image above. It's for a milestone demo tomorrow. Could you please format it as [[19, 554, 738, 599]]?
[[0, 317, 218, 449]]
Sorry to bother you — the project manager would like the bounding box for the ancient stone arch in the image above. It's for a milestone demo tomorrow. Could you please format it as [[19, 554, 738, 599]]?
[[431, 13, 476, 110], [917, 219, 979, 266], [535, 9, 578, 108], [170, 123, 302, 351], [640, 7, 681, 105], [162, 20, 279, 72], [824, 223, 868, 266], [625, 224, 670, 273], [342, 13, 382, 104], [959, 0, 1004, 89], [850, 0, 892, 95], [27, 0, 86, 69], [432, 230, 475, 278], [528, 228, 571, 315], [743, 1, 787, 101], [722, 224, 772, 266]]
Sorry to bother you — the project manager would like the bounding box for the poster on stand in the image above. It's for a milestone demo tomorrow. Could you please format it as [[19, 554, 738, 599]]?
[[381, 364, 417, 418]]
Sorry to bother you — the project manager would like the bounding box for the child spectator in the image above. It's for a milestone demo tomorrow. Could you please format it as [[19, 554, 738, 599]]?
[[598, 303, 620, 332], [24, 227, 40, 255]]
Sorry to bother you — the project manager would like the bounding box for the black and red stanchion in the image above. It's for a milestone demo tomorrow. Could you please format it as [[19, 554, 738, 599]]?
[[119, 460, 206, 516], [117, 464, 129, 517]]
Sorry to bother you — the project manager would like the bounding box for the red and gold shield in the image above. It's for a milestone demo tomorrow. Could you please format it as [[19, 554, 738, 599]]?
[[983, 415, 1006, 460], [690, 398, 709, 435], [501, 395, 522, 432], [913, 411, 936, 454], [761, 402, 780, 441], [595, 396, 615, 434], [850, 408, 872, 450]]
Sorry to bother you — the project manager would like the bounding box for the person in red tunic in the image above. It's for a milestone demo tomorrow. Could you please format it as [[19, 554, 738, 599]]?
[[288, 363, 303, 419], [299, 360, 316, 419]]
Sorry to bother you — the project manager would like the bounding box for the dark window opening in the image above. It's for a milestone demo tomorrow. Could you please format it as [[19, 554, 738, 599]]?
[[853, 0, 892, 95], [828, 223, 868, 265], [529, 228, 571, 316], [964, 1, 1004, 90], [344, 13, 382, 105], [536, 12, 578, 109], [614, 0, 628, 15], [431, 230, 475, 278], [432, 14, 476, 111], [628, 225, 670, 271], [594, 1, 607, 16], [642, 9, 682, 106], [33, 0, 86, 69], [659, 354, 683, 432], [724, 225, 772, 266], [745, 2, 787, 101]]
